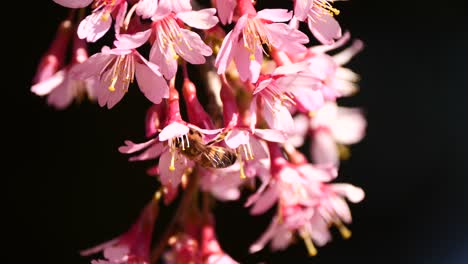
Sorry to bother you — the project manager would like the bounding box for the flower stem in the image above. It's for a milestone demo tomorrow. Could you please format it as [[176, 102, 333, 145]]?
[[150, 172, 200, 263]]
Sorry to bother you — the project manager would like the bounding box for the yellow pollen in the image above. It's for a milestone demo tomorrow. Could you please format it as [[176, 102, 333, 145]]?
[[154, 190, 162, 201], [237, 149, 247, 179], [308, 111, 316, 118], [336, 222, 352, 239], [300, 230, 318, 256], [108, 77, 117, 92], [314, 1, 340, 16], [337, 144, 351, 160], [169, 152, 176, 171], [101, 12, 110, 22]]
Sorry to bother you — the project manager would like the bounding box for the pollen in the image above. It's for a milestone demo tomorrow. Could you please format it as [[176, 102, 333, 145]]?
[[336, 222, 352, 239], [105, 54, 135, 93], [169, 152, 176, 171], [243, 18, 272, 60], [314, 0, 340, 16]]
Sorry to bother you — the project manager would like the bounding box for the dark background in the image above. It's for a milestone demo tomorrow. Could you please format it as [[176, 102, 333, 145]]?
[[10, 0, 468, 263]]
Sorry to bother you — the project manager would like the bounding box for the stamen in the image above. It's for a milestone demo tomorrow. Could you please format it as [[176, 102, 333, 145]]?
[[237, 149, 247, 179], [169, 151, 176, 171], [336, 221, 352, 239], [314, 0, 340, 16], [300, 230, 318, 256], [108, 77, 117, 92]]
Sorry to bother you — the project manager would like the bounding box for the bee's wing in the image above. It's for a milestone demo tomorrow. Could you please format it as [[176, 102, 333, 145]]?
[[201, 146, 237, 168]]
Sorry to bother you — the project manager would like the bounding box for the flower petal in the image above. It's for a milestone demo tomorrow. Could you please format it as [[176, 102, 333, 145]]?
[[119, 138, 158, 154], [266, 23, 308, 55], [256, 9, 292, 22], [330, 183, 365, 203], [135, 57, 169, 104], [330, 107, 366, 144], [233, 40, 262, 83], [114, 29, 152, 50], [77, 10, 112, 43], [308, 13, 341, 45], [31, 69, 66, 96], [158, 122, 189, 141], [53, 0, 93, 8], [311, 130, 339, 166], [216, 0, 236, 25], [177, 9, 218, 30], [158, 151, 186, 189], [174, 29, 212, 64]]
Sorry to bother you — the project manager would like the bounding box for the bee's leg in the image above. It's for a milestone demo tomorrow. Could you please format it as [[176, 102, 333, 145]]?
[[206, 130, 231, 146]]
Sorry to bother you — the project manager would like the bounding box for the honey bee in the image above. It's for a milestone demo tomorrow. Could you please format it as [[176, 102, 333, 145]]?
[[175, 129, 237, 169]]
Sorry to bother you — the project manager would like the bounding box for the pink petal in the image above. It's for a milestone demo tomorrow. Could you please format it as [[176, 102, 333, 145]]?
[[80, 238, 120, 256], [249, 137, 269, 161], [119, 138, 158, 154], [329, 196, 352, 223], [114, 2, 128, 35], [77, 10, 112, 43], [233, 40, 262, 82], [224, 129, 250, 149], [271, 228, 293, 250], [250, 184, 279, 215], [53, 0, 93, 8], [252, 79, 272, 95], [158, 151, 186, 188], [216, 0, 236, 25], [103, 245, 129, 262], [31, 69, 66, 96], [46, 75, 75, 109], [177, 9, 218, 30], [262, 103, 294, 133], [311, 130, 339, 166], [114, 29, 152, 50], [273, 62, 309, 75], [96, 70, 127, 109], [253, 129, 286, 143], [330, 183, 365, 203], [256, 9, 292, 22], [69, 52, 113, 80], [159, 0, 191, 13], [175, 29, 212, 64], [288, 114, 309, 147], [129, 142, 165, 161], [299, 163, 336, 182], [136, 0, 158, 19], [249, 217, 280, 253], [308, 13, 341, 45], [149, 42, 178, 79], [266, 23, 308, 55], [135, 57, 169, 104], [330, 107, 366, 144], [158, 122, 189, 141], [293, 0, 313, 21], [291, 86, 324, 112], [215, 15, 247, 74], [308, 215, 332, 246]]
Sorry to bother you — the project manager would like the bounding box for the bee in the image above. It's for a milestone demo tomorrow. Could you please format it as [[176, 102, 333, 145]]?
[[175, 129, 237, 169]]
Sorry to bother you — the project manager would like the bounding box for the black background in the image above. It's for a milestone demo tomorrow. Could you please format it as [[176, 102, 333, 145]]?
[[10, 0, 468, 263]]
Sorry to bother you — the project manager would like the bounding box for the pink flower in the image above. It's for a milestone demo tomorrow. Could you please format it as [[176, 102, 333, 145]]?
[[293, 0, 342, 44], [53, 0, 93, 8], [56, 0, 128, 42], [215, 0, 237, 25], [215, 7, 309, 82], [251, 63, 323, 132], [247, 143, 363, 254], [32, 27, 96, 109], [148, 2, 218, 79], [295, 32, 365, 99], [309, 102, 366, 165], [33, 19, 73, 84], [81, 199, 159, 264], [119, 121, 221, 200], [71, 31, 169, 108]]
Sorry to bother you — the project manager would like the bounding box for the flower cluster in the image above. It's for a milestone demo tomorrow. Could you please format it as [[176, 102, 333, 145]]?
[[33, 0, 366, 262]]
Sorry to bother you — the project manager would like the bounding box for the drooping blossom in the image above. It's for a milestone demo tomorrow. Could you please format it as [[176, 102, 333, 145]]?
[[54, 0, 128, 42], [215, 0, 309, 82], [293, 32, 365, 99], [309, 102, 366, 165], [119, 88, 221, 202], [81, 198, 159, 264], [32, 36, 96, 109], [247, 143, 364, 254], [251, 62, 323, 132], [71, 31, 169, 108], [293, 0, 342, 44], [147, 1, 219, 79]]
